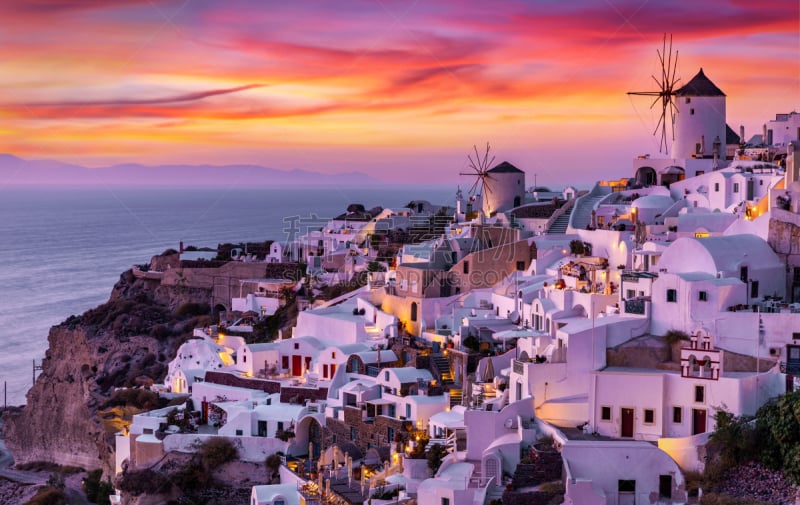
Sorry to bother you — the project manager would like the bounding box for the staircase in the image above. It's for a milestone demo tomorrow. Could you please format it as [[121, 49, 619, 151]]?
[[448, 389, 463, 408], [546, 206, 573, 234], [570, 188, 612, 230], [431, 354, 453, 384]]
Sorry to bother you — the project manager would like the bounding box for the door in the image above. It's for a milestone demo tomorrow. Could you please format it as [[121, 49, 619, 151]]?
[[692, 409, 707, 435], [621, 408, 634, 437], [618, 480, 635, 505], [258, 420, 267, 437], [292, 355, 302, 376]]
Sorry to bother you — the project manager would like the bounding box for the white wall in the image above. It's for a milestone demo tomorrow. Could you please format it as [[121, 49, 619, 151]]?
[[563, 441, 687, 505], [163, 434, 288, 463]]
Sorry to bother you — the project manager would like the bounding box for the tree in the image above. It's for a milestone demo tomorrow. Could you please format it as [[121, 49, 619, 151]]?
[[427, 443, 448, 475], [197, 437, 239, 471], [663, 329, 690, 362]]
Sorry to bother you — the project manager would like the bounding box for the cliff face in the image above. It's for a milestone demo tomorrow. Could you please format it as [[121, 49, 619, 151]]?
[[4, 268, 212, 472]]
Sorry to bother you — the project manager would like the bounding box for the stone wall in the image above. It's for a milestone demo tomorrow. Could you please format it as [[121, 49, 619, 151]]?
[[324, 408, 408, 455]]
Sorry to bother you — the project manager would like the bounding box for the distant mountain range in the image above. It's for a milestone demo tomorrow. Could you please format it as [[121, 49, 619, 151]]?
[[0, 154, 383, 187]]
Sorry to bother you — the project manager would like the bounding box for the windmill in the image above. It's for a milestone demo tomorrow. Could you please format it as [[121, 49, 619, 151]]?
[[459, 142, 495, 215], [628, 34, 681, 155]]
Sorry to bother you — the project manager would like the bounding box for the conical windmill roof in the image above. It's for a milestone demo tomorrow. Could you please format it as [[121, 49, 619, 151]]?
[[487, 161, 523, 174], [675, 68, 725, 97]]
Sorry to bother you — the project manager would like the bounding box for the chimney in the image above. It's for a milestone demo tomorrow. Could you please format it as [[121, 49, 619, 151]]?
[[179, 241, 184, 254]]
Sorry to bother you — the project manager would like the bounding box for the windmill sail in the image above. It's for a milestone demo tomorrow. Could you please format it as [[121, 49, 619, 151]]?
[[628, 34, 680, 154]]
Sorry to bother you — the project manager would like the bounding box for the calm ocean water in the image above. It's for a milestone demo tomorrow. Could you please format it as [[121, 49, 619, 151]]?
[[0, 184, 454, 405]]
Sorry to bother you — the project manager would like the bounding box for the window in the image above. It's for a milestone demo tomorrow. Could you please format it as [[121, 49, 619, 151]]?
[[740, 266, 748, 284], [690, 108, 695, 115], [406, 404, 411, 419], [601, 406, 612, 421], [626, 289, 635, 299], [685, 97, 691, 104], [442, 499, 450, 505], [695, 385, 705, 403], [666, 289, 677, 302], [277, 422, 284, 431], [350, 427, 356, 440], [698, 291, 708, 302], [643, 409, 655, 424], [714, 182, 720, 192], [750, 281, 759, 298], [733, 183, 739, 193], [387, 427, 395, 442], [516, 261, 525, 271], [235, 429, 243, 436], [618, 480, 636, 493], [332, 352, 336, 359], [294, 343, 299, 350], [385, 371, 390, 381], [410, 302, 418, 322], [243, 354, 247, 363], [673, 406, 682, 423], [275, 500, 286, 505], [463, 261, 469, 274], [281, 356, 289, 369]]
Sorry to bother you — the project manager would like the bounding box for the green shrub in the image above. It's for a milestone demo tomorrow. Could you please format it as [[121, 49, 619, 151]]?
[[116, 468, 171, 496], [197, 437, 239, 470], [175, 302, 211, 317], [23, 487, 67, 505], [427, 443, 447, 474]]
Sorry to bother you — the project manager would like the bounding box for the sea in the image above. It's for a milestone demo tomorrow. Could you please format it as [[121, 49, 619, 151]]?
[[0, 184, 454, 406]]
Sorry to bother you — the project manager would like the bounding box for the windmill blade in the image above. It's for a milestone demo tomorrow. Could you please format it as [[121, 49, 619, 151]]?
[[469, 177, 480, 195], [482, 176, 493, 195], [627, 33, 681, 154]]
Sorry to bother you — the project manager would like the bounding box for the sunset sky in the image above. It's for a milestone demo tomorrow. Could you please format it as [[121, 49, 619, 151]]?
[[1, 0, 798, 185]]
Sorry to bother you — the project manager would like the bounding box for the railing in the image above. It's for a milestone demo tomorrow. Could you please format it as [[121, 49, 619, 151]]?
[[780, 362, 800, 374], [624, 299, 646, 315], [513, 360, 525, 375]]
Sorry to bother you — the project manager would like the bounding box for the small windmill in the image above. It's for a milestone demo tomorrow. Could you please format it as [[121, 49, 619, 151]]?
[[628, 34, 681, 155], [460, 142, 495, 215]]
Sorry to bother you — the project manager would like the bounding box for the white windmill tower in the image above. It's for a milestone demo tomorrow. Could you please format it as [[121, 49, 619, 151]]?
[[628, 34, 727, 167], [460, 143, 525, 217]]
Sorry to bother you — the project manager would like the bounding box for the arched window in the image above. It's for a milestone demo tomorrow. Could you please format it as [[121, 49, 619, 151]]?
[[411, 302, 418, 322]]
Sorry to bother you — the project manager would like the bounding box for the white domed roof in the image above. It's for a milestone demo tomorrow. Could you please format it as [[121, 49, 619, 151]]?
[[631, 195, 675, 210]]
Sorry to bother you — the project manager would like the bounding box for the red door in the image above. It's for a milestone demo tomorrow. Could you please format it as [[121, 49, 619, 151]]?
[[292, 355, 302, 376], [621, 408, 634, 437], [692, 409, 707, 435]]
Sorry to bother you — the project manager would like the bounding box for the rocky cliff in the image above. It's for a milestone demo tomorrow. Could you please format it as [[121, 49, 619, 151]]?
[[3, 267, 212, 473]]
